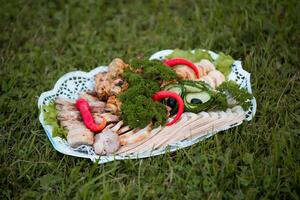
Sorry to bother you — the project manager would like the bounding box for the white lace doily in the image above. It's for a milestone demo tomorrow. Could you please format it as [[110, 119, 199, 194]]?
[[38, 50, 257, 164]]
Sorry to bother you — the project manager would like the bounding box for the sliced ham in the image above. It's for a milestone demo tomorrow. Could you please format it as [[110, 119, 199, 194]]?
[[119, 124, 151, 145], [119, 128, 140, 139], [116, 126, 162, 154], [56, 95, 106, 114], [117, 107, 245, 155], [118, 125, 131, 134], [55, 94, 107, 148], [67, 131, 94, 147], [60, 121, 86, 130], [111, 121, 124, 132], [158, 112, 204, 147], [57, 111, 81, 121], [195, 59, 216, 73], [89, 101, 106, 113], [200, 76, 216, 89], [56, 104, 77, 111], [67, 127, 94, 137], [173, 65, 197, 80], [207, 70, 225, 87], [122, 115, 189, 154], [56, 98, 75, 106], [79, 92, 100, 103], [97, 113, 120, 123]]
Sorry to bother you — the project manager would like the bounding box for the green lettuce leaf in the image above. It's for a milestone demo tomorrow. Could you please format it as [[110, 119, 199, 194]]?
[[214, 52, 234, 76], [166, 49, 213, 62], [42, 103, 67, 139]]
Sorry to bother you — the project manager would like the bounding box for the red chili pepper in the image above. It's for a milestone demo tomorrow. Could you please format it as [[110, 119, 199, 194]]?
[[164, 58, 201, 79], [75, 98, 107, 132], [152, 91, 184, 126]]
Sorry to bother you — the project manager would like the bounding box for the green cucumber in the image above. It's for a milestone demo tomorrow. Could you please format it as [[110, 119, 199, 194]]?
[[180, 80, 211, 92], [162, 83, 184, 96], [162, 83, 184, 114], [183, 91, 213, 112], [185, 92, 211, 104]]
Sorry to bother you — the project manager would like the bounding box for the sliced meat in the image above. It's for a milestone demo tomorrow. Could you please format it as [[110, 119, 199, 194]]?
[[80, 92, 100, 103], [119, 128, 140, 139], [200, 75, 216, 89], [56, 98, 75, 106], [56, 96, 106, 113], [55, 95, 106, 148], [89, 101, 106, 113], [67, 126, 94, 137], [157, 112, 200, 147], [116, 126, 162, 154], [56, 104, 77, 112], [117, 107, 245, 155], [67, 131, 94, 148], [97, 113, 120, 123], [111, 121, 124, 132], [60, 120, 86, 130], [118, 125, 131, 134], [122, 115, 189, 154], [57, 111, 81, 121], [195, 59, 216, 73], [119, 125, 151, 145], [207, 70, 225, 87], [173, 65, 197, 80]]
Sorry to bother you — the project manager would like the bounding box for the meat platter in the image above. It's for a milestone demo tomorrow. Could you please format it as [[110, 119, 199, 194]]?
[[38, 49, 256, 164]]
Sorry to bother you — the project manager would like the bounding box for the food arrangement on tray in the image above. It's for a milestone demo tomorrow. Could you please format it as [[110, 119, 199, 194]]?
[[38, 49, 256, 163]]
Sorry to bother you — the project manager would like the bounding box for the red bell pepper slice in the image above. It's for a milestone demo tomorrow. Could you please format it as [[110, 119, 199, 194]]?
[[152, 91, 184, 126], [75, 98, 107, 132]]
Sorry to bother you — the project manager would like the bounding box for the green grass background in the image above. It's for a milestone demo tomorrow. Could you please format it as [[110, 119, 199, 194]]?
[[1, 0, 299, 199]]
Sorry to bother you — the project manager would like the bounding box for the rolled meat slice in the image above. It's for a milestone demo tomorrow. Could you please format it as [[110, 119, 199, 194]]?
[[93, 129, 120, 155], [116, 126, 162, 154], [195, 59, 216, 74], [207, 70, 225, 87], [200, 75, 216, 89]]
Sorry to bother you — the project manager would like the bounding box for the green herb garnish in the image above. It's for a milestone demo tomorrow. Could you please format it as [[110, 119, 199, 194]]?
[[42, 103, 67, 139], [118, 59, 177, 129], [217, 81, 253, 110], [120, 95, 167, 128]]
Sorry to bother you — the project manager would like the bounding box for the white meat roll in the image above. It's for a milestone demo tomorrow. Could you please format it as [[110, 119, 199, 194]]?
[[200, 75, 216, 89], [195, 59, 216, 73], [207, 70, 225, 87]]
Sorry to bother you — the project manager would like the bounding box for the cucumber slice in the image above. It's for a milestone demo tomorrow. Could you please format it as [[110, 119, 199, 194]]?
[[162, 83, 183, 96], [163, 83, 178, 90], [183, 85, 203, 93], [185, 92, 211, 104], [168, 87, 182, 95], [181, 80, 211, 93], [183, 91, 214, 112]]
